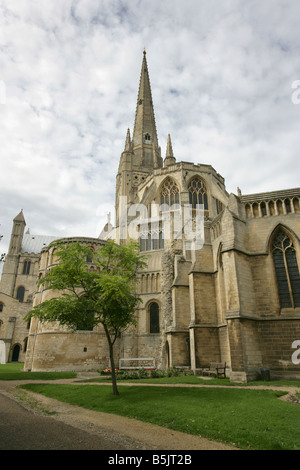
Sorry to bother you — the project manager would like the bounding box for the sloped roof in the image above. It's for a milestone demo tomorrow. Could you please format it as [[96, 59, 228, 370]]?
[[21, 234, 58, 254]]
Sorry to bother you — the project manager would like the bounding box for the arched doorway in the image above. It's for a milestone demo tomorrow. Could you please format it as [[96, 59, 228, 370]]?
[[12, 344, 20, 362]]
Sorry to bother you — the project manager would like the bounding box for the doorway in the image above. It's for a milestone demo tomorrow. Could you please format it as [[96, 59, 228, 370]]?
[[12, 344, 20, 362]]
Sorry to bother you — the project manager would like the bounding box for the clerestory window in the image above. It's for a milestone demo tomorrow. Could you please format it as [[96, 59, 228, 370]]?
[[188, 177, 208, 211], [140, 222, 164, 251], [160, 177, 180, 209], [272, 230, 300, 309]]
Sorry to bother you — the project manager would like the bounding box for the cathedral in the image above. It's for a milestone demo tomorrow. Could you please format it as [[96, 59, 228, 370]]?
[[0, 52, 299, 382]]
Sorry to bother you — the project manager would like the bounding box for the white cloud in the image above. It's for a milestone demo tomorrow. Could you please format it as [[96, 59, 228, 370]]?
[[0, 0, 299, 258]]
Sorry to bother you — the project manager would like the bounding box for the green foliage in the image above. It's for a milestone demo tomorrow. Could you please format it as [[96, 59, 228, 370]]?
[[26, 239, 146, 336], [25, 239, 147, 395], [97, 367, 194, 381]]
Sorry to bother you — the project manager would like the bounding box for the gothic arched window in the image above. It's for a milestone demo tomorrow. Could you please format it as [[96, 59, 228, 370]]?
[[23, 260, 31, 275], [272, 230, 300, 308], [188, 177, 208, 210], [149, 302, 160, 333], [160, 177, 179, 209]]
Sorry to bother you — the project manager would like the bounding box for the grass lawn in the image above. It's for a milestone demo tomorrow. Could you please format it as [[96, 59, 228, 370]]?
[[81, 374, 300, 388], [0, 363, 76, 380], [20, 382, 300, 450]]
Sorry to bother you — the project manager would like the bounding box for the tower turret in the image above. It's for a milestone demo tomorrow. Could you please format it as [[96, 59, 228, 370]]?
[[8, 210, 26, 255]]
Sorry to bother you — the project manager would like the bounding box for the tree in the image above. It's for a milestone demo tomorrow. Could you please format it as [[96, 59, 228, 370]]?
[[0, 231, 5, 263], [26, 239, 147, 395]]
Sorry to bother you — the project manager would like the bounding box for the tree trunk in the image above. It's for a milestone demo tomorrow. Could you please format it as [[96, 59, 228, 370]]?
[[109, 343, 119, 396], [104, 325, 119, 396]]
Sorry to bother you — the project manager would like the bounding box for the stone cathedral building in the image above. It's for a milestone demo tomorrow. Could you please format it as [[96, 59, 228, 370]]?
[[0, 52, 299, 382]]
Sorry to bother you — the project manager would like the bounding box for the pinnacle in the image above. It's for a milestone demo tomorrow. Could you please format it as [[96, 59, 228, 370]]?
[[166, 134, 174, 158], [14, 210, 26, 223], [164, 134, 176, 167], [124, 128, 131, 152]]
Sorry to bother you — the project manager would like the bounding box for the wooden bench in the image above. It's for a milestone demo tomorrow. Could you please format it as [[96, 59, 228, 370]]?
[[203, 362, 226, 378]]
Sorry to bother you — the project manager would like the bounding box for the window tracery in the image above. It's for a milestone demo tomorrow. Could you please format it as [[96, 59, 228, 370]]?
[[160, 177, 180, 209], [188, 177, 208, 210], [272, 230, 300, 308]]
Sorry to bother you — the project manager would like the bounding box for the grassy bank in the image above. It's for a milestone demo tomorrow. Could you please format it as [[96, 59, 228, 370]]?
[[20, 382, 300, 450], [0, 363, 76, 380]]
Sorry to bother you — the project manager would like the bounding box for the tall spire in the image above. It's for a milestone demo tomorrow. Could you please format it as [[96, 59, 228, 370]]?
[[132, 51, 161, 168]]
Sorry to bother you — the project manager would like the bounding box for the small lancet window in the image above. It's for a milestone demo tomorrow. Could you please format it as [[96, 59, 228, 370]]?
[[23, 261, 31, 275], [261, 202, 267, 217], [16, 286, 25, 303], [144, 133, 151, 142]]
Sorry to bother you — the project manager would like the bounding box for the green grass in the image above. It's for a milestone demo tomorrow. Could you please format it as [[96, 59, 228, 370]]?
[[20, 382, 300, 450], [0, 363, 76, 380], [80, 374, 300, 388]]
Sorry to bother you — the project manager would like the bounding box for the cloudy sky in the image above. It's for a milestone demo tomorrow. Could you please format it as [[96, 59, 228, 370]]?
[[0, 0, 300, 257]]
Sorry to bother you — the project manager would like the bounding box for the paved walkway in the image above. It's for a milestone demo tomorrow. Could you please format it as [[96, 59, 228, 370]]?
[[0, 376, 299, 451], [0, 390, 129, 450]]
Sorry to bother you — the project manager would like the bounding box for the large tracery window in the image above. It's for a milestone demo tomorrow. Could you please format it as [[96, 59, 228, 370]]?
[[272, 230, 300, 308], [188, 177, 208, 211], [160, 177, 180, 209]]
